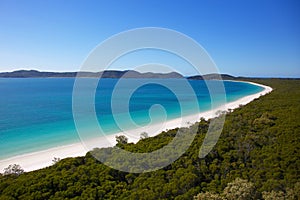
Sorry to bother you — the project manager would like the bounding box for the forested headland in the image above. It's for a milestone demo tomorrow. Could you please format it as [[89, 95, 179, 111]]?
[[0, 79, 299, 199]]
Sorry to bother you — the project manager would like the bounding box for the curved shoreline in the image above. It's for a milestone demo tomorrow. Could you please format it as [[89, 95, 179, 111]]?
[[0, 81, 273, 172]]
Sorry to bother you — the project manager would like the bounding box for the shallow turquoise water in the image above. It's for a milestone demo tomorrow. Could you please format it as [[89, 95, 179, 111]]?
[[0, 78, 263, 159]]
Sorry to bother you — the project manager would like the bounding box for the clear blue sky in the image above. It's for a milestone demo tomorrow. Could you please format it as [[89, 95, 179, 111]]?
[[0, 0, 299, 77]]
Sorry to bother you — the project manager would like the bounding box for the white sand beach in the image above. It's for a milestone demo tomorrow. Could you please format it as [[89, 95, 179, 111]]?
[[0, 81, 273, 172]]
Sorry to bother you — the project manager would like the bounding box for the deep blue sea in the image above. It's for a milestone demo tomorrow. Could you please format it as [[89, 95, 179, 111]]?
[[0, 78, 263, 159]]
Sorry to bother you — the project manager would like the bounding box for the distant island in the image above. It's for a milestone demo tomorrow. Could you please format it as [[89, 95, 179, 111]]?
[[187, 73, 236, 80], [0, 70, 183, 78], [0, 69, 237, 80]]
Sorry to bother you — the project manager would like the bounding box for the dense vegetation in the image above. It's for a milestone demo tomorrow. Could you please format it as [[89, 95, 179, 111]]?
[[0, 79, 299, 199]]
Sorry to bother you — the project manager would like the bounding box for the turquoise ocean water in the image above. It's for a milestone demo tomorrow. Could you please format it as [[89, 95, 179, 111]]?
[[0, 78, 263, 159]]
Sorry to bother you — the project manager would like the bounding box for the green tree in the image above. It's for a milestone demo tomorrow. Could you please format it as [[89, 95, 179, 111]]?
[[194, 192, 224, 200], [115, 135, 128, 146], [140, 132, 149, 139], [262, 191, 285, 200], [3, 164, 24, 176], [223, 178, 256, 200], [52, 157, 61, 164]]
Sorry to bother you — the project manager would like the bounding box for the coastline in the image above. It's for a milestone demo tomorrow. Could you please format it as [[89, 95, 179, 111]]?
[[0, 81, 273, 173]]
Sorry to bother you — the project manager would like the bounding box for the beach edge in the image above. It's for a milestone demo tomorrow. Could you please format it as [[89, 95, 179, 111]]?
[[0, 81, 273, 172]]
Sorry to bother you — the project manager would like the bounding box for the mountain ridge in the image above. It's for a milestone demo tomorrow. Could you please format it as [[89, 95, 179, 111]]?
[[0, 70, 236, 80]]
